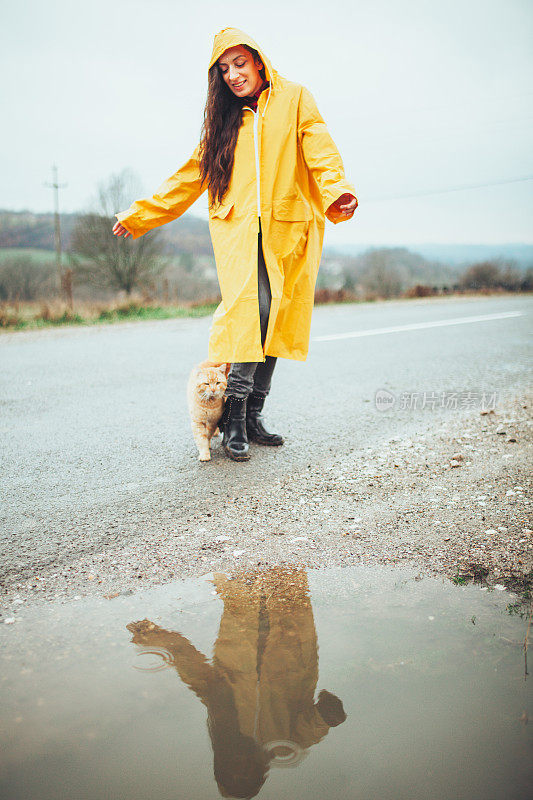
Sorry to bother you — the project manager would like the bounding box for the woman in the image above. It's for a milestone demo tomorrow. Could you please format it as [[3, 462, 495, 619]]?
[[113, 27, 357, 462]]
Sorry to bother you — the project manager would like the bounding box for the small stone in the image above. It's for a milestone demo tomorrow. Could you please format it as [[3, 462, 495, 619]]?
[[450, 460, 462, 468], [4, 618, 15, 624], [506, 490, 516, 497], [485, 529, 498, 535], [428, 616, 435, 621], [494, 584, 506, 591], [451, 453, 464, 461], [215, 535, 231, 543]]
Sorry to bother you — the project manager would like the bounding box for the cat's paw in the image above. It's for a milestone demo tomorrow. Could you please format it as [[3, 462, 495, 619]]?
[[198, 452, 211, 462]]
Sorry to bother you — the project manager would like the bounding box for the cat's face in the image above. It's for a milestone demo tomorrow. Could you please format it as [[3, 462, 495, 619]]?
[[194, 366, 228, 402]]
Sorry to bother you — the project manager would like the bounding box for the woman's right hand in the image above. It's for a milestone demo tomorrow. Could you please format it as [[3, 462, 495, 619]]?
[[112, 221, 132, 238]]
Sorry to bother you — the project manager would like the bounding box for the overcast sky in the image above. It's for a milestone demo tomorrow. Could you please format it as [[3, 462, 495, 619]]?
[[2, 0, 532, 246]]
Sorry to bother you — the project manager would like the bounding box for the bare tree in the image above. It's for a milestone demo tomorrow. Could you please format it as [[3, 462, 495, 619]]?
[[358, 249, 404, 299], [70, 170, 166, 295]]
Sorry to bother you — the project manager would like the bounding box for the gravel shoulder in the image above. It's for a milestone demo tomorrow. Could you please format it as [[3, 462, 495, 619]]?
[[2, 388, 531, 615]]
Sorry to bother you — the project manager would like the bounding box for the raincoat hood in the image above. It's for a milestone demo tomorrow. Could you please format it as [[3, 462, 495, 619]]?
[[209, 27, 275, 87]]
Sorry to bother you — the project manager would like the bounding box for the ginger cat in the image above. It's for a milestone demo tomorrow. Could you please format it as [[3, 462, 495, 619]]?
[[187, 361, 230, 461]]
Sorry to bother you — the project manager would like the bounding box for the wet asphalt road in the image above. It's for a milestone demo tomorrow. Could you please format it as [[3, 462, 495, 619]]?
[[1, 294, 531, 584]]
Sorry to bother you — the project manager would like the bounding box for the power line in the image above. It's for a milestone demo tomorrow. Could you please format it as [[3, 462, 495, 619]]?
[[364, 174, 533, 202]]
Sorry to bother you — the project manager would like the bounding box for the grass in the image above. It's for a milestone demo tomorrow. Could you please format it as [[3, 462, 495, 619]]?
[[2, 287, 529, 332], [0, 299, 219, 331], [451, 572, 469, 586], [0, 248, 58, 263]]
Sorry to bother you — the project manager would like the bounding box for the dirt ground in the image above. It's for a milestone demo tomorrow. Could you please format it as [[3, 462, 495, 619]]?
[[2, 389, 531, 615]]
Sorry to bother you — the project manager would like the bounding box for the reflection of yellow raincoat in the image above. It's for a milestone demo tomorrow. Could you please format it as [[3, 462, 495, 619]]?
[[116, 28, 356, 363], [128, 569, 346, 798]]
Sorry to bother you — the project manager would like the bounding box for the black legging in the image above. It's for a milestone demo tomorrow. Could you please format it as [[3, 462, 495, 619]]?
[[225, 222, 277, 399]]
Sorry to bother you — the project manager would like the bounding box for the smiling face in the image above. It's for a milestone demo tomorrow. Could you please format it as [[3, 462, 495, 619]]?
[[218, 45, 264, 98]]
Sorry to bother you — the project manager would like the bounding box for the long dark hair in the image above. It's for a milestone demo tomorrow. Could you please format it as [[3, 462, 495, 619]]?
[[199, 46, 265, 206]]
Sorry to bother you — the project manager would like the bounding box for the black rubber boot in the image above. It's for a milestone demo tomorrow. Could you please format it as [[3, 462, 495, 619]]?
[[246, 393, 284, 446], [221, 395, 250, 461]]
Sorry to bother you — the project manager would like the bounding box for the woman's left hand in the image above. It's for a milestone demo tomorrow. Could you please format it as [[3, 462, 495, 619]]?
[[330, 193, 358, 217]]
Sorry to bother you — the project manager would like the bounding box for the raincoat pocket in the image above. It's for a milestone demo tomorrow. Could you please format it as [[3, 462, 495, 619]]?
[[272, 194, 313, 222], [209, 202, 235, 220]]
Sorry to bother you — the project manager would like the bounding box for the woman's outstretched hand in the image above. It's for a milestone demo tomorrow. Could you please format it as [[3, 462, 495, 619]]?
[[330, 193, 358, 218], [112, 221, 132, 239]]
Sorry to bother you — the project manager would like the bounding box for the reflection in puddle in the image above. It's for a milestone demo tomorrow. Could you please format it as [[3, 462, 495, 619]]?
[[128, 568, 345, 798], [1, 565, 532, 800]]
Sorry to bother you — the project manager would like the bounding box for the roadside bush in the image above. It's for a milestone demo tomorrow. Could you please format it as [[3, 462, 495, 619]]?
[[0, 304, 21, 328], [34, 304, 83, 325], [314, 288, 359, 304], [0, 256, 57, 301], [520, 267, 533, 291], [458, 259, 523, 291], [404, 284, 436, 298]]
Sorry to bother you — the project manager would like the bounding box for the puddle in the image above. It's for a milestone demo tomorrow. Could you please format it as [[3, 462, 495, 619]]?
[[1, 566, 531, 800]]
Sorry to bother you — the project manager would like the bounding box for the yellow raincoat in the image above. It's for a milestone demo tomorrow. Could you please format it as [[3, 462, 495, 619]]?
[[115, 28, 357, 363]]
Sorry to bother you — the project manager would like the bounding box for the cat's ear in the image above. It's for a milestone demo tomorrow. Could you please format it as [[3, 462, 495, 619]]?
[[224, 363, 231, 377]]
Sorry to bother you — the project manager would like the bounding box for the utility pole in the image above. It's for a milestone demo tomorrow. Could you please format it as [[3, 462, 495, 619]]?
[[44, 165, 67, 299]]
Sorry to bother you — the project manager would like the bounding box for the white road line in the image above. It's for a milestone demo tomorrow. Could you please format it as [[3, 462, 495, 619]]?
[[313, 311, 525, 342]]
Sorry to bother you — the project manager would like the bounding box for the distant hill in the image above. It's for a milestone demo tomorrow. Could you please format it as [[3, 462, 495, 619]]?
[[2, 208, 531, 301], [331, 242, 533, 270], [0, 210, 79, 250], [411, 243, 533, 268], [3, 209, 531, 269], [0, 209, 213, 257]]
